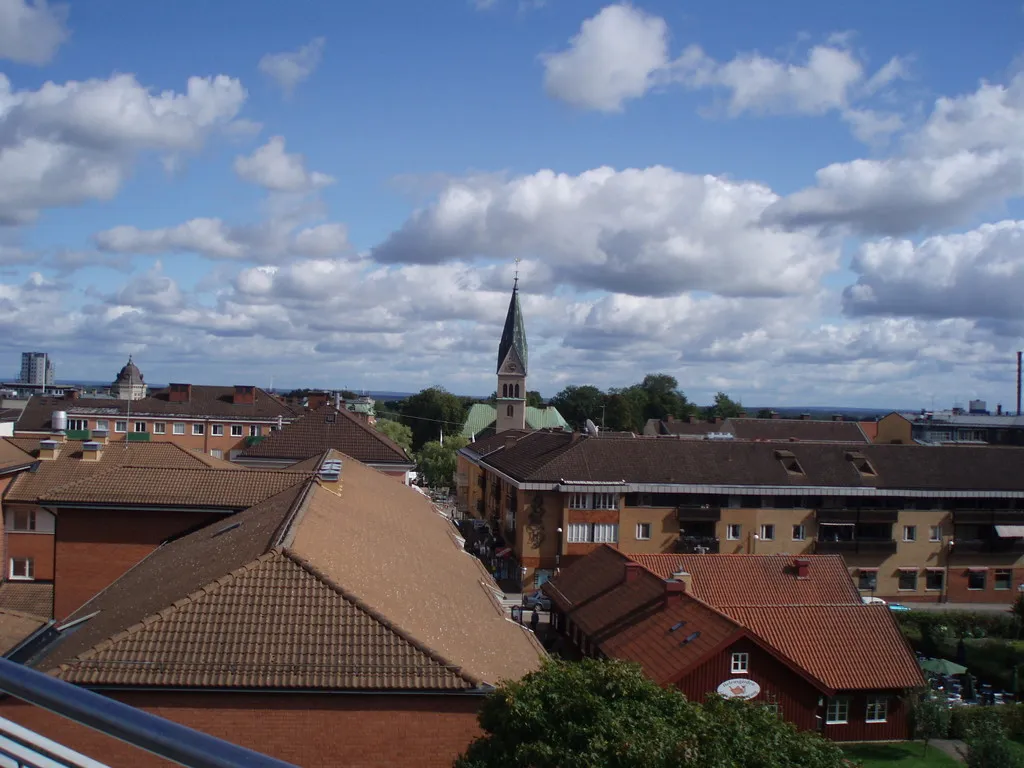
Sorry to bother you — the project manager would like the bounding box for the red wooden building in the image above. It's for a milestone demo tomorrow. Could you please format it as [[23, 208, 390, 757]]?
[[543, 547, 924, 741]]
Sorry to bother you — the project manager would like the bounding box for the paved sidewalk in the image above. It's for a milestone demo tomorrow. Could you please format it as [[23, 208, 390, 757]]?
[[930, 738, 967, 763]]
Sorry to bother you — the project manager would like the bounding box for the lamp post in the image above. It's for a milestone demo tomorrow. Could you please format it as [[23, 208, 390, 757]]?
[[555, 527, 563, 572]]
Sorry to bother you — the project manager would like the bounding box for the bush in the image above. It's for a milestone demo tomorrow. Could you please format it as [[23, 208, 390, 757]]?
[[951, 703, 1024, 740], [896, 610, 1019, 641], [964, 709, 1024, 768]]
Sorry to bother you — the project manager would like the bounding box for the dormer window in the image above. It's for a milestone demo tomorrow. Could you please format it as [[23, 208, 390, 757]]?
[[774, 449, 804, 475], [845, 451, 877, 476]]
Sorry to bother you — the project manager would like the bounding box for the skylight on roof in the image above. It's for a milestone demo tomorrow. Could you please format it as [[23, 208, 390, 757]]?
[[212, 521, 241, 538], [668, 620, 687, 633], [680, 631, 701, 646]]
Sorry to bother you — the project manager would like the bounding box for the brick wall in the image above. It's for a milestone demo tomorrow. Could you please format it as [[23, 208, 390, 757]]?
[[946, 566, 1024, 604], [0, 691, 485, 768], [5, 532, 55, 580], [54, 508, 223, 618]]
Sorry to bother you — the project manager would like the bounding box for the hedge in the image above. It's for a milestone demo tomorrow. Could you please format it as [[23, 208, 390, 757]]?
[[895, 610, 1020, 641], [950, 703, 1024, 740]]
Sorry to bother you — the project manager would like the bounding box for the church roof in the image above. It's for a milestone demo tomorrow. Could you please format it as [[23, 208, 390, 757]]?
[[113, 357, 144, 386], [496, 284, 528, 375], [461, 403, 569, 439]]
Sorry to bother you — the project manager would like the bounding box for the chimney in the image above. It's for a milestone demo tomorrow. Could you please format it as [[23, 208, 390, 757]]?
[[1018, 351, 1022, 417], [664, 580, 686, 608], [832, 414, 843, 422], [713, 416, 722, 425], [81, 441, 103, 462], [233, 385, 255, 405], [689, 416, 698, 424], [64, 389, 79, 401], [738, 411, 747, 418], [91, 429, 109, 445], [770, 411, 780, 419], [666, 415, 675, 423], [318, 458, 343, 490], [800, 413, 811, 421], [49, 430, 66, 444], [670, 569, 693, 593], [793, 558, 810, 580], [504, 435, 519, 450], [624, 562, 643, 583], [38, 439, 60, 460], [169, 383, 192, 403]]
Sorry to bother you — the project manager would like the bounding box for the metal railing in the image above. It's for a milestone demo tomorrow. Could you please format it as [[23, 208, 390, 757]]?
[[0, 658, 296, 768]]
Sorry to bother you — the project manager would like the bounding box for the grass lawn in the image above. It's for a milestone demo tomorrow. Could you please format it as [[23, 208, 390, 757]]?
[[842, 742, 961, 767]]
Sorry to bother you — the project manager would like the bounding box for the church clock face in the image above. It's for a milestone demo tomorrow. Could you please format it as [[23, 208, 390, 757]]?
[[508, 363, 516, 372]]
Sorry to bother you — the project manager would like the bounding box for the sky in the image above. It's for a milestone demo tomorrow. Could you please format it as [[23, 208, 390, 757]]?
[[1, 1, 1023, 408]]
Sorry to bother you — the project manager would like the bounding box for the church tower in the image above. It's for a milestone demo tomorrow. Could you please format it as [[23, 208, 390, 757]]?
[[495, 275, 527, 433], [111, 356, 147, 401]]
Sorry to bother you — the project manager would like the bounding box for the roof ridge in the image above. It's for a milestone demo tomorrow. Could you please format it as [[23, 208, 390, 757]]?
[[281, 548, 481, 687], [323, 404, 411, 460]]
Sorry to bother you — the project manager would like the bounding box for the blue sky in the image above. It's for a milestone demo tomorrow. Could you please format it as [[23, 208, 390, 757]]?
[[1, 0, 1024, 408]]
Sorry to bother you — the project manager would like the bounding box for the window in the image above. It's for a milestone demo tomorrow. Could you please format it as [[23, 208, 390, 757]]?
[[730, 652, 749, 674], [898, 570, 918, 591], [593, 493, 619, 510], [903, 525, 917, 542], [865, 696, 888, 723], [67, 418, 88, 431], [114, 421, 127, 433], [153, 422, 166, 435], [926, 570, 944, 591], [211, 424, 224, 436], [210, 449, 223, 459], [10, 509, 36, 531], [726, 524, 741, 540], [791, 524, 805, 541], [502, 384, 508, 398], [569, 493, 589, 510], [567, 523, 591, 543], [173, 423, 185, 435], [514, 384, 520, 398], [133, 421, 147, 433], [858, 570, 877, 590], [249, 425, 261, 437], [231, 424, 243, 437], [968, 570, 986, 590], [826, 697, 850, 725], [506, 405, 513, 417], [95, 419, 108, 431], [929, 525, 942, 542], [593, 523, 618, 544], [635, 523, 651, 540], [995, 569, 1012, 591], [759, 524, 775, 541], [9, 558, 33, 580], [192, 423, 205, 436]]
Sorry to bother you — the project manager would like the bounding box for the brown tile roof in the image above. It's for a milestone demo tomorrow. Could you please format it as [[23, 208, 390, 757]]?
[[860, 421, 879, 441], [237, 404, 411, 466], [661, 420, 722, 436], [724, 417, 868, 443], [0, 408, 21, 422], [480, 434, 1024, 491], [38, 452, 544, 690], [0, 582, 53, 618], [0, 609, 47, 655], [628, 554, 863, 607], [15, 387, 295, 432], [0, 438, 36, 474], [465, 429, 533, 457]]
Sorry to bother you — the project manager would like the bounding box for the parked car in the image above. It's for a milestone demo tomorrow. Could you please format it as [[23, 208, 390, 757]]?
[[522, 590, 552, 611], [861, 596, 910, 612]]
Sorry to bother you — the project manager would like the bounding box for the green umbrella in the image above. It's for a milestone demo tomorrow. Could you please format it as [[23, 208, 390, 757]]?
[[920, 658, 968, 675]]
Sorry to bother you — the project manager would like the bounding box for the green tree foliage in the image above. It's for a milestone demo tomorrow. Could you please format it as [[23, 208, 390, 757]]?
[[756, 408, 774, 419], [455, 659, 847, 768], [965, 710, 1024, 768], [526, 390, 544, 408], [548, 385, 605, 429], [416, 436, 468, 488], [707, 391, 744, 420], [375, 419, 413, 453], [393, 386, 468, 451], [910, 695, 951, 754]]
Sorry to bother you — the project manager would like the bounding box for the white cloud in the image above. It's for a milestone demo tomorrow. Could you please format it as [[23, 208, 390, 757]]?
[[258, 38, 325, 97], [95, 220, 247, 260], [372, 165, 839, 298], [0, 0, 68, 65], [113, 262, 184, 312], [540, 4, 670, 112], [841, 108, 904, 145], [233, 136, 334, 192]]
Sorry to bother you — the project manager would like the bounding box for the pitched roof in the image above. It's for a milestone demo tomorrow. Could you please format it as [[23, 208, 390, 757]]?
[[37, 452, 544, 690], [0, 582, 52, 619], [859, 422, 879, 441], [628, 554, 863, 607], [724, 418, 868, 443], [0, 438, 36, 474], [496, 283, 528, 375], [0, 408, 21, 423], [461, 404, 569, 438], [15, 387, 295, 431], [237, 404, 411, 465], [0, 610, 47, 655]]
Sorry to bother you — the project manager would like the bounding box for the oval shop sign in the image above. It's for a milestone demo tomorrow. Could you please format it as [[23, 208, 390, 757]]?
[[716, 678, 761, 700]]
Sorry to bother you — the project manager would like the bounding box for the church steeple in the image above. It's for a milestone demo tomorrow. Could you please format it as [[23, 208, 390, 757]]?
[[495, 269, 528, 433], [496, 273, 528, 376]]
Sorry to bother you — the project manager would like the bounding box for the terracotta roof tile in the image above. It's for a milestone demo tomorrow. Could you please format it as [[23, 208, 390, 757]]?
[[0, 582, 52, 618], [724, 418, 868, 443], [238, 404, 411, 466]]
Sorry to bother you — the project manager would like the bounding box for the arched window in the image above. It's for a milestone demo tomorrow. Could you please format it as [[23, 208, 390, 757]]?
[[514, 384, 520, 398], [507, 405, 514, 417], [502, 384, 508, 398]]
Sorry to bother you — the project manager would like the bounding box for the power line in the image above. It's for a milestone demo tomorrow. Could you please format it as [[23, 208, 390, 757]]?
[[374, 408, 465, 428]]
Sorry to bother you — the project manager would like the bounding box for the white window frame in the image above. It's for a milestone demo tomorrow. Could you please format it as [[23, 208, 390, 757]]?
[[173, 423, 186, 435], [210, 449, 223, 459], [9, 557, 33, 581], [249, 425, 261, 437], [791, 524, 805, 541], [95, 419, 109, 431], [230, 424, 244, 437], [826, 697, 850, 725], [593, 523, 618, 544], [865, 696, 888, 724], [898, 570, 918, 591], [133, 421, 147, 433], [153, 422, 166, 435], [995, 569, 1012, 591], [759, 524, 775, 541], [10, 509, 36, 532], [903, 525, 917, 542], [568, 493, 589, 510], [635, 522, 651, 541], [730, 652, 749, 674], [567, 523, 591, 543], [67, 418, 88, 431], [726, 524, 741, 540], [593, 493, 619, 510], [929, 525, 941, 542], [211, 424, 224, 436], [114, 421, 127, 433], [192, 423, 205, 436]]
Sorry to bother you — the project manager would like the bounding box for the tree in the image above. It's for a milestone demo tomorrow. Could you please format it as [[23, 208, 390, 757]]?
[[1012, 592, 1024, 639], [708, 392, 744, 420], [755, 408, 773, 419], [549, 385, 606, 429], [375, 419, 412, 453], [526, 390, 544, 408], [416, 436, 468, 488], [393, 386, 467, 451], [910, 695, 950, 755], [965, 710, 1024, 768], [605, 388, 647, 433], [455, 659, 847, 768]]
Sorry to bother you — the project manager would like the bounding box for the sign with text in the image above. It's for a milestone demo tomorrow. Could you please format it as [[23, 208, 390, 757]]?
[[716, 678, 761, 700]]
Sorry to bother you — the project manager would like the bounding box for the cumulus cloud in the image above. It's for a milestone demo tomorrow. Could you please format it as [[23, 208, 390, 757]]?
[[0, 0, 68, 65], [0, 73, 248, 224], [233, 136, 334, 192], [258, 38, 325, 97], [372, 165, 839, 298]]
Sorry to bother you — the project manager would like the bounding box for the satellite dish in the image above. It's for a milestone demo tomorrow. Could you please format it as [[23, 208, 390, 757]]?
[[584, 419, 599, 437]]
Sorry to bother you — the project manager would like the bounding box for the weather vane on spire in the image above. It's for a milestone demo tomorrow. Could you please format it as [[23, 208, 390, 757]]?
[[513, 257, 521, 288]]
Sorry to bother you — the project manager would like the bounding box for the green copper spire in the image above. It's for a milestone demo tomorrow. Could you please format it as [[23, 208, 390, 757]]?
[[496, 277, 528, 375]]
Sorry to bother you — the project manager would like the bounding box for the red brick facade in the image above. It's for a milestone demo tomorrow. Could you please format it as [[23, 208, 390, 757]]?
[[1, 691, 484, 768]]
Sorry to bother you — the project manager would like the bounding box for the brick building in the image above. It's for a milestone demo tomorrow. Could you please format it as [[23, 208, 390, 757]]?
[[5, 453, 544, 768], [543, 547, 923, 741], [458, 431, 1024, 603]]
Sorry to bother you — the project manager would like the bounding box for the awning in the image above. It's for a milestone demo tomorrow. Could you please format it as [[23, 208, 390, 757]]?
[[898, 567, 918, 572], [995, 525, 1024, 538], [968, 567, 988, 572], [819, 521, 856, 527], [858, 567, 878, 573], [925, 567, 945, 571]]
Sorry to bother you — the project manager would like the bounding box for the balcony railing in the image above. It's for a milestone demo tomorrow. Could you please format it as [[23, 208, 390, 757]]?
[[676, 535, 720, 554], [815, 538, 897, 555], [0, 657, 295, 768], [953, 538, 1024, 554]]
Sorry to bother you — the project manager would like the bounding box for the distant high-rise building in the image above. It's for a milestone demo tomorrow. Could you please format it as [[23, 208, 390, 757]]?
[[19, 352, 54, 387]]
